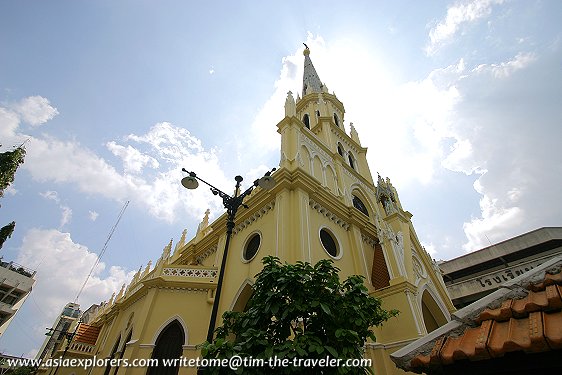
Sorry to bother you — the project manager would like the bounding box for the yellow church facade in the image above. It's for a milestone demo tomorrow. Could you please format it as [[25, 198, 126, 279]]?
[[48, 47, 455, 375]]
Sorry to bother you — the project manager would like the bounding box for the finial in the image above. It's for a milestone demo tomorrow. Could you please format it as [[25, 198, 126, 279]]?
[[162, 239, 172, 259], [350, 123, 360, 144], [116, 284, 126, 300], [284, 91, 296, 117], [175, 229, 188, 254], [142, 260, 152, 277], [196, 209, 211, 239], [303, 43, 310, 56]]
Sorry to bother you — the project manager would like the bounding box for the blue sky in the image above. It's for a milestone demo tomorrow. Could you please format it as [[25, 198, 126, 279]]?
[[1, 0, 561, 357]]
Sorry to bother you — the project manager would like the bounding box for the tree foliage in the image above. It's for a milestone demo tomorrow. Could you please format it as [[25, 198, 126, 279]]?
[[0, 145, 26, 250], [200, 256, 399, 374], [6, 366, 37, 375], [0, 221, 16, 250], [0, 145, 26, 198]]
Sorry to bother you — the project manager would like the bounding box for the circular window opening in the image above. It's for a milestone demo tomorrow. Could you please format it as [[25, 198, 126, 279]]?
[[243, 233, 261, 262], [320, 228, 338, 258]]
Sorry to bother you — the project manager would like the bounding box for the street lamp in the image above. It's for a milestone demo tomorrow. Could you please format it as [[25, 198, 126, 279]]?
[[46, 320, 82, 375], [180, 167, 276, 343]]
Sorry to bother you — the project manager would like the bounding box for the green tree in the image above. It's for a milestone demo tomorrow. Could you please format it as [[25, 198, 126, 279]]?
[[7, 366, 37, 375], [0, 145, 26, 250], [0, 145, 26, 198], [200, 256, 399, 374], [0, 221, 16, 250]]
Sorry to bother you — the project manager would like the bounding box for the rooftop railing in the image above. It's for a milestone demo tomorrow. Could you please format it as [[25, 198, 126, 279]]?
[[0, 259, 36, 278]]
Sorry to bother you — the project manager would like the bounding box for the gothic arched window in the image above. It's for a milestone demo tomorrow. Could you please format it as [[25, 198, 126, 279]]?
[[337, 143, 344, 157], [103, 335, 120, 375], [333, 113, 340, 127], [348, 153, 355, 170], [352, 195, 369, 217], [147, 320, 185, 375], [302, 114, 310, 129], [114, 330, 132, 374]]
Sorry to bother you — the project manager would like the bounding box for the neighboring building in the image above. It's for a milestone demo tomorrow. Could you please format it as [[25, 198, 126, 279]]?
[[36, 302, 81, 362], [440, 227, 562, 309], [77, 303, 102, 325], [0, 259, 36, 336], [48, 47, 455, 375], [391, 255, 562, 374]]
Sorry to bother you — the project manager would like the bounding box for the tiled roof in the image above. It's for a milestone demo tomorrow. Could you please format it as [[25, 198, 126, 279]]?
[[411, 272, 562, 369], [74, 324, 101, 345], [390, 256, 562, 374]]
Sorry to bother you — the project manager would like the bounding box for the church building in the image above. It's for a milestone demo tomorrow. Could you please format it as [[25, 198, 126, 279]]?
[[44, 46, 455, 375]]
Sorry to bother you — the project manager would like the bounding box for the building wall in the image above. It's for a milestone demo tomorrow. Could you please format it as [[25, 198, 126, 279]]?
[[440, 227, 562, 308], [51, 48, 456, 375], [0, 261, 36, 336]]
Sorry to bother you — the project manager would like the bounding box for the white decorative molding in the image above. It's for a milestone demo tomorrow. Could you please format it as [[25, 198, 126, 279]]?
[[195, 244, 218, 264], [380, 228, 407, 277], [301, 134, 331, 167], [418, 284, 451, 323], [341, 167, 377, 198], [150, 315, 189, 346], [162, 267, 217, 278], [233, 200, 275, 235], [361, 234, 378, 248], [153, 287, 209, 293], [309, 199, 349, 230], [411, 248, 428, 286], [127, 283, 143, 296], [405, 289, 423, 336], [331, 128, 358, 154]]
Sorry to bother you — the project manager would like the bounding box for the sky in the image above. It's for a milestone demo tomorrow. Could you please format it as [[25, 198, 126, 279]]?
[[1, 0, 561, 358]]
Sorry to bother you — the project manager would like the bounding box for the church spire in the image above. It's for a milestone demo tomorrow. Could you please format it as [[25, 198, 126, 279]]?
[[302, 44, 323, 96]]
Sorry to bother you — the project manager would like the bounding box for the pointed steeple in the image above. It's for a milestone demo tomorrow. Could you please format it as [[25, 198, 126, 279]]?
[[302, 44, 323, 96]]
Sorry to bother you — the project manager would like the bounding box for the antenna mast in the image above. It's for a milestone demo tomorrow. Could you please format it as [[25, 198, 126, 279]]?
[[74, 200, 130, 303]]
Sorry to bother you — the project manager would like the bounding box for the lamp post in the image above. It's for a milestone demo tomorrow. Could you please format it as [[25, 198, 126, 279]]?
[[180, 168, 276, 343], [47, 319, 82, 375]]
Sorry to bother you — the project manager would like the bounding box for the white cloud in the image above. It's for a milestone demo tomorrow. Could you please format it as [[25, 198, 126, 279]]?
[[463, 188, 524, 251], [4, 185, 18, 196], [26, 136, 133, 198], [427, 0, 505, 54], [89, 210, 99, 221], [39, 191, 73, 228], [22, 123, 228, 223], [126, 122, 205, 162], [445, 49, 562, 253], [0, 107, 20, 138], [12, 96, 59, 126], [441, 139, 480, 174], [106, 141, 159, 174], [60, 206, 73, 228], [422, 242, 438, 257], [15, 228, 134, 353], [472, 52, 537, 78], [40, 190, 60, 203]]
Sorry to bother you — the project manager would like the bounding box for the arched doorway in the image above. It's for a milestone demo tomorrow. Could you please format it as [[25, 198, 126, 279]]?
[[147, 320, 185, 375], [231, 281, 254, 312], [421, 289, 448, 333]]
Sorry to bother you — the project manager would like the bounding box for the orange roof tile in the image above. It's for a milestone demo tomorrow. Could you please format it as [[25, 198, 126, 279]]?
[[74, 324, 101, 346], [409, 269, 562, 372]]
